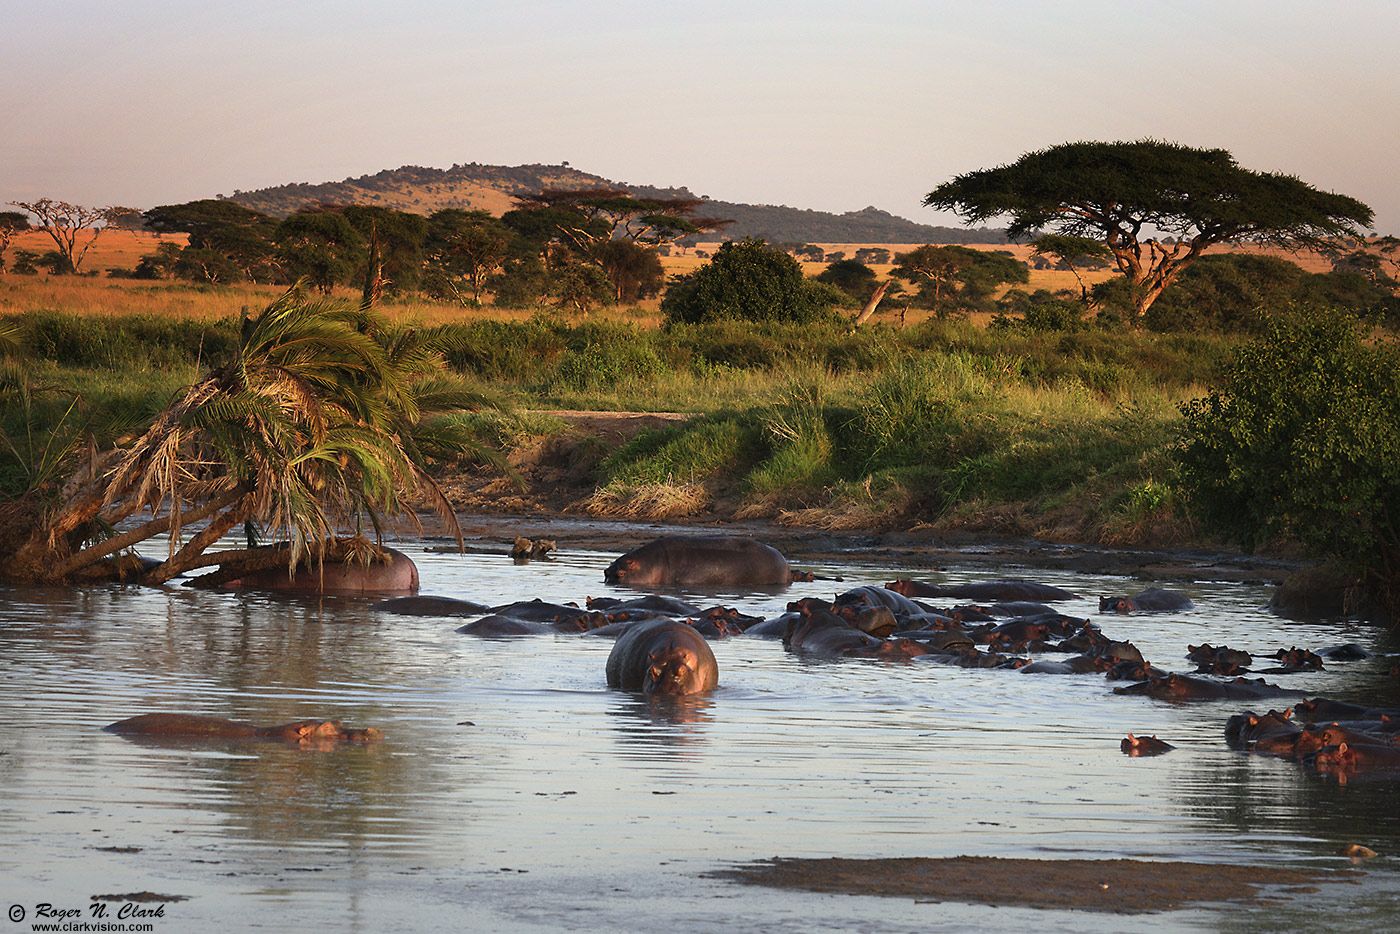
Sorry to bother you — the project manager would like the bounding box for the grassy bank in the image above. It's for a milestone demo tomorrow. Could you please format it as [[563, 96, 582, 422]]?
[[0, 301, 1239, 546]]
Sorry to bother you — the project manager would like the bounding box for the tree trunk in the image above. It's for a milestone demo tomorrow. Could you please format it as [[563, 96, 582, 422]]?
[[141, 498, 251, 585], [48, 483, 250, 581], [851, 281, 890, 328]]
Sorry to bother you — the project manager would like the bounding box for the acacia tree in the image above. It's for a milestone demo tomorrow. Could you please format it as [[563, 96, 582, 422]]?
[[511, 188, 731, 252], [144, 200, 279, 282], [8, 199, 140, 273], [423, 209, 514, 304], [925, 140, 1373, 322], [0, 210, 30, 272], [891, 244, 1027, 317], [274, 210, 366, 292]]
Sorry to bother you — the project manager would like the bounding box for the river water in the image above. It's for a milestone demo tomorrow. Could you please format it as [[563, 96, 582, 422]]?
[[1, 526, 1398, 933]]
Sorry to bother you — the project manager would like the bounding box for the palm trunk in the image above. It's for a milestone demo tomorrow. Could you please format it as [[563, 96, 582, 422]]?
[[46, 483, 250, 580], [141, 496, 251, 585]]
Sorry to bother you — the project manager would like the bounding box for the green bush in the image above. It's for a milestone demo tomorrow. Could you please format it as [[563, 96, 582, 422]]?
[[1177, 307, 1400, 610], [662, 237, 826, 325]]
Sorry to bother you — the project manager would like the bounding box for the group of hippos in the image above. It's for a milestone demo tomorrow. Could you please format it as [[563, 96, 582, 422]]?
[[104, 534, 1400, 780]]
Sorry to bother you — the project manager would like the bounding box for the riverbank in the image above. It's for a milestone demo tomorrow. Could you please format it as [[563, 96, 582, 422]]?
[[428, 410, 1306, 588]]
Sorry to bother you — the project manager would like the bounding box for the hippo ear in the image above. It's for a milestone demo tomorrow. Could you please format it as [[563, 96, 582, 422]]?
[[1339, 742, 1348, 753], [1283, 708, 1293, 719]]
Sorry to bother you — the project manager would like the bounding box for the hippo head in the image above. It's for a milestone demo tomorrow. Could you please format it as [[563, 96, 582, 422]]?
[[1313, 742, 1357, 773], [603, 557, 638, 585], [1294, 723, 1342, 757], [644, 649, 703, 695], [342, 727, 384, 743], [1099, 596, 1135, 614], [255, 719, 347, 742]]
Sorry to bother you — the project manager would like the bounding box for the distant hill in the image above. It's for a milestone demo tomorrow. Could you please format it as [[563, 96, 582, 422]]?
[[223, 163, 1007, 245]]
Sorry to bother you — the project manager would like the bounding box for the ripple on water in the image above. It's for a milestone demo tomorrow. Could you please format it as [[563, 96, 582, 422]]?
[[1, 543, 1396, 932]]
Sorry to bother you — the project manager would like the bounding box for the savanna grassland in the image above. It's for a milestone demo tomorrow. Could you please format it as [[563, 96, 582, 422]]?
[[0, 229, 1258, 552]]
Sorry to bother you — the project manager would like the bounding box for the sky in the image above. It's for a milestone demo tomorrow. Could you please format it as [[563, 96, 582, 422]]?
[[3, 0, 1398, 233]]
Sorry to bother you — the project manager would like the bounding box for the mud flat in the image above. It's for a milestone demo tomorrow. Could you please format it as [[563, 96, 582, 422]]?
[[715, 855, 1360, 913]]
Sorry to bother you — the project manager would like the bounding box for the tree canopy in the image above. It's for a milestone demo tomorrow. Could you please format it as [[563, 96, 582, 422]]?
[[891, 244, 1027, 316], [925, 140, 1374, 321]]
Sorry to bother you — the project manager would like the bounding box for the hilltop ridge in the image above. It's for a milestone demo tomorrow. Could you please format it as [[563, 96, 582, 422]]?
[[224, 162, 1008, 245]]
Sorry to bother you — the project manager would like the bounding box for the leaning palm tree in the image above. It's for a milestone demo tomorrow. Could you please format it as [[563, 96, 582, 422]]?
[[0, 284, 489, 586]]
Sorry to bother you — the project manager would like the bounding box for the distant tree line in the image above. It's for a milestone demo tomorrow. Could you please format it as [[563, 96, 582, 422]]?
[[89, 190, 737, 314]]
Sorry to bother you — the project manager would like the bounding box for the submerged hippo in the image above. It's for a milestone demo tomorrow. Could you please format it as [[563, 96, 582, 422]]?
[[1311, 741, 1400, 774], [373, 595, 491, 617], [1099, 587, 1193, 614], [219, 546, 419, 595], [887, 579, 1080, 602], [105, 713, 382, 744], [605, 619, 719, 695], [1121, 734, 1175, 756], [604, 536, 804, 588]]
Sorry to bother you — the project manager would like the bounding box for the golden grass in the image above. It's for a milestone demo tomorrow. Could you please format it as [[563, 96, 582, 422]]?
[[0, 229, 1344, 328], [582, 479, 712, 519]]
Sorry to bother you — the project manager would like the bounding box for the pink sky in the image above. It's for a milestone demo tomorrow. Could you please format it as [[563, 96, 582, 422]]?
[[4, 1, 1396, 233]]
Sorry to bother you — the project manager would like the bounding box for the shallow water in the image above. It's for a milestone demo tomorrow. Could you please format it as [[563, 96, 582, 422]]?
[[1, 531, 1398, 933]]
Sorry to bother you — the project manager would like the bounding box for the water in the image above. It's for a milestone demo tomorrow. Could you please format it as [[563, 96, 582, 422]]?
[[1, 529, 1398, 932]]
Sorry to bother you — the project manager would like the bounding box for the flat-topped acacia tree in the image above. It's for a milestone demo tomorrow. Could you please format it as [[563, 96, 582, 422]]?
[[924, 140, 1374, 322]]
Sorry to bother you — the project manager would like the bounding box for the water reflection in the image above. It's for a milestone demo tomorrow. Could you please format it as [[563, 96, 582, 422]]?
[[609, 693, 715, 759], [3, 540, 1399, 932]]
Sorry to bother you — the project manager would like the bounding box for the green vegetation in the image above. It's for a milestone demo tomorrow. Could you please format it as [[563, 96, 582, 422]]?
[[1177, 308, 1400, 613]]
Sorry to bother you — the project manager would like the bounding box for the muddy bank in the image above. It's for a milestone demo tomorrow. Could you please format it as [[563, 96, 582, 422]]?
[[431, 411, 1307, 586], [713, 856, 1361, 914]]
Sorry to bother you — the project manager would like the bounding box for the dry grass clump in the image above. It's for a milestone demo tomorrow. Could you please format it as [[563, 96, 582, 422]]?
[[582, 479, 711, 519]]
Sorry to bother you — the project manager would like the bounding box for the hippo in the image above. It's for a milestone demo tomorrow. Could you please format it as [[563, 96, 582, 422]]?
[[586, 595, 705, 616], [1295, 697, 1400, 721], [1121, 734, 1174, 756], [604, 535, 805, 588], [1099, 587, 1193, 614], [455, 615, 559, 636], [887, 579, 1080, 602], [1187, 644, 1253, 675], [373, 595, 491, 617], [1263, 647, 1324, 671], [833, 585, 925, 618], [1020, 654, 1111, 675], [1316, 644, 1371, 661], [1294, 723, 1395, 758], [1115, 673, 1302, 701], [105, 713, 382, 744], [219, 546, 419, 595], [605, 619, 719, 695], [837, 605, 898, 638], [488, 600, 592, 625], [900, 629, 975, 652], [739, 613, 796, 639], [1225, 708, 1301, 752], [1311, 741, 1400, 774], [784, 608, 886, 656]]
